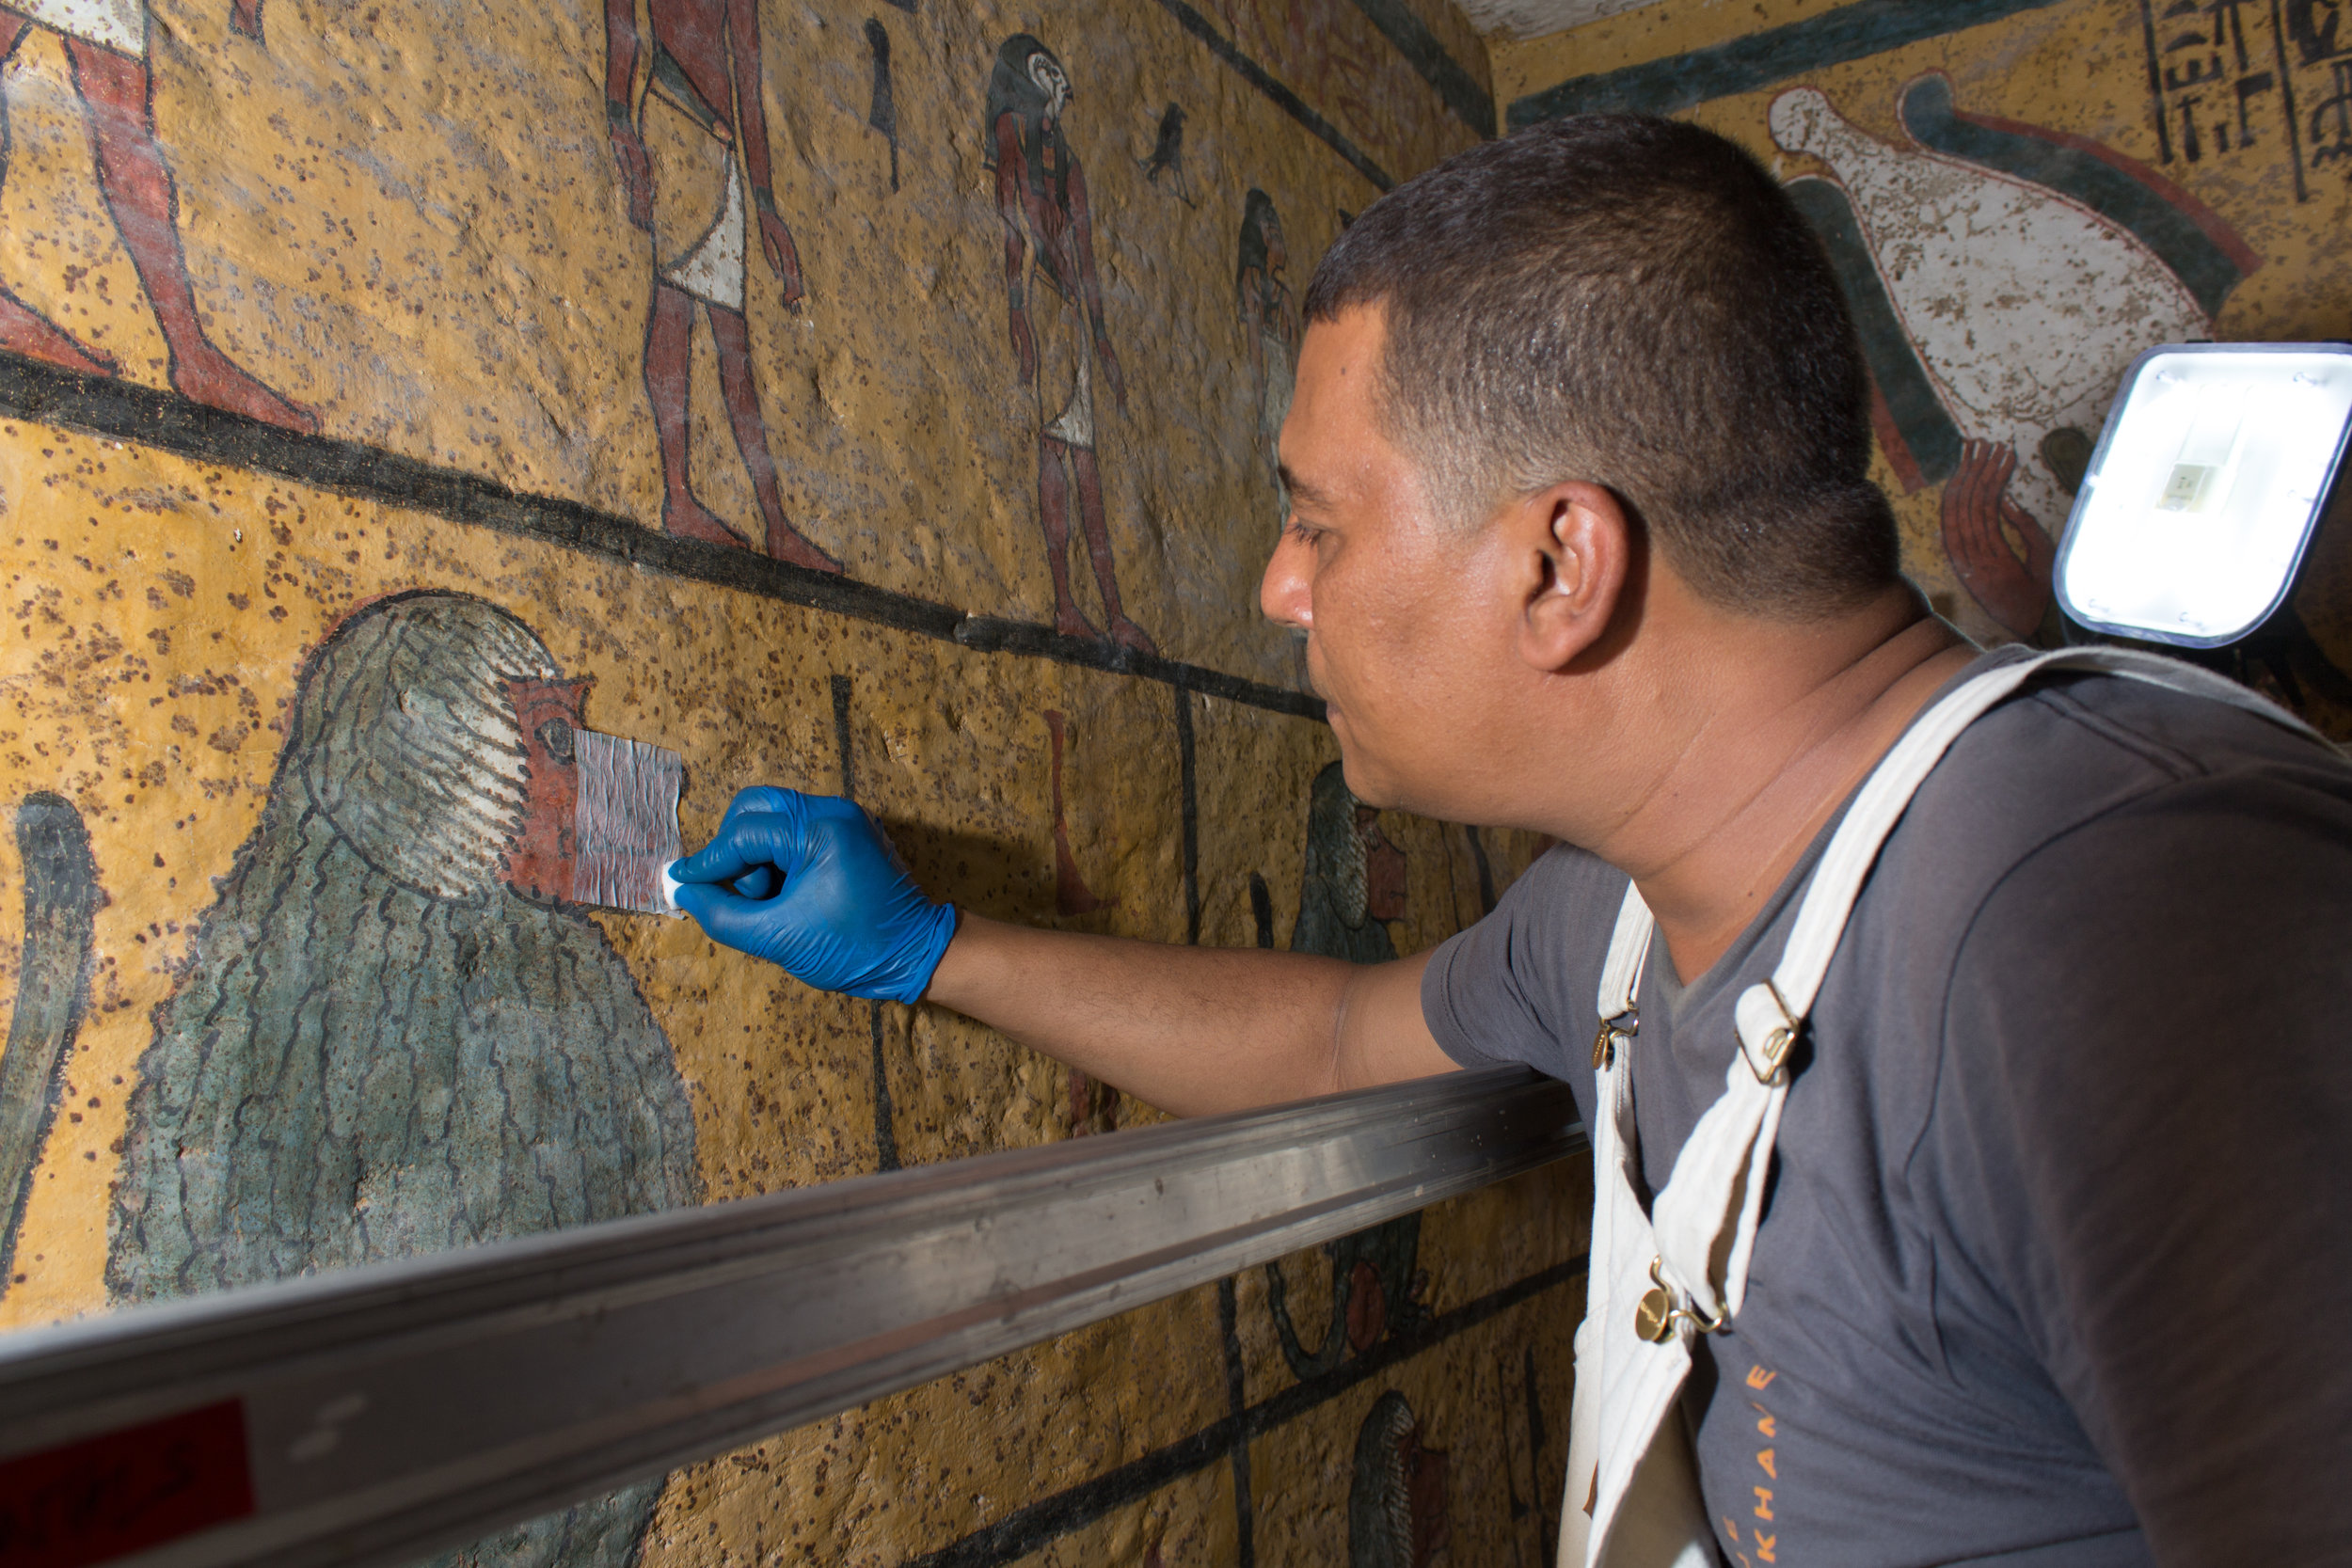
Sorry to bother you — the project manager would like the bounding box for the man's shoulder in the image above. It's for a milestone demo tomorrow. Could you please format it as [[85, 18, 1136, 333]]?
[[1422, 841, 1629, 1075], [1486, 839, 1635, 978], [1825, 658, 2351, 1076], [1892, 658, 2351, 901], [1987, 658, 2338, 779], [1501, 837, 1629, 909], [1826, 658, 2352, 1153]]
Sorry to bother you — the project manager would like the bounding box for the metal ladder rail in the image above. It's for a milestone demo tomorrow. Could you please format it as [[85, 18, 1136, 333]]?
[[0, 1066, 1584, 1568]]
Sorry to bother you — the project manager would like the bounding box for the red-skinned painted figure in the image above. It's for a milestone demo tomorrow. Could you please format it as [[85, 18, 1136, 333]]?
[[0, 0, 317, 432], [605, 0, 840, 573], [986, 35, 1155, 654]]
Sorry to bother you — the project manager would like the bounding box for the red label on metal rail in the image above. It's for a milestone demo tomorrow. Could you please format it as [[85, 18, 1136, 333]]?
[[0, 1400, 255, 1568]]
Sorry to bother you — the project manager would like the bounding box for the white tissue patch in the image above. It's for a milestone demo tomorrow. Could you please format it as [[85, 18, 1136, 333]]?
[[572, 729, 686, 917], [660, 862, 685, 916]]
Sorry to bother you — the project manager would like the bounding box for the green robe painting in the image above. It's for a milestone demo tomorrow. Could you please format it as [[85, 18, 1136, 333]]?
[[107, 592, 698, 1568]]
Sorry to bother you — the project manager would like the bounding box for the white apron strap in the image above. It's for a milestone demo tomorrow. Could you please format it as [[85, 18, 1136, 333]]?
[[1562, 881, 1692, 1568], [1597, 878, 1652, 1023]]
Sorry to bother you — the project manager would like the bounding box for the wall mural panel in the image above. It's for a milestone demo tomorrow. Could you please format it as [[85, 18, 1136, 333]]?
[[0, 0, 1489, 689], [0, 0, 1604, 1562], [1497, 0, 2352, 735]]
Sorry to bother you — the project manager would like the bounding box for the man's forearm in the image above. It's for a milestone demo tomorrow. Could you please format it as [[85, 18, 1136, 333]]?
[[923, 913, 1447, 1117], [667, 790, 1459, 1114]]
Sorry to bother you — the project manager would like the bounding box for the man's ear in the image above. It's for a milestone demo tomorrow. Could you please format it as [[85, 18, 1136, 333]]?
[[1512, 482, 1631, 673]]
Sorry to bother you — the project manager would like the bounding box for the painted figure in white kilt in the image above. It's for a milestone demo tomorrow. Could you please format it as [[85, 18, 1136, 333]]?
[[0, 0, 315, 430], [987, 35, 1155, 655], [604, 0, 840, 572]]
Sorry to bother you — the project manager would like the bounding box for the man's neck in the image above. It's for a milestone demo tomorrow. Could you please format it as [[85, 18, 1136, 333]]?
[[1583, 586, 1976, 984]]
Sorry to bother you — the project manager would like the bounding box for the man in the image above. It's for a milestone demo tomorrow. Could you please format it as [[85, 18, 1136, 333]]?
[[671, 118, 2352, 1565], [605, 0, 840, 572]]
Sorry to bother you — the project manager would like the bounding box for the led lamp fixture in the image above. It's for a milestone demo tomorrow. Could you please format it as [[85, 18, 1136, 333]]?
[[2055, 342, 2352, 648]]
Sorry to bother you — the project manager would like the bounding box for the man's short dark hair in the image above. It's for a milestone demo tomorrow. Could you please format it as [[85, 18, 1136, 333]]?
[[1303, 114, 1900, 616]]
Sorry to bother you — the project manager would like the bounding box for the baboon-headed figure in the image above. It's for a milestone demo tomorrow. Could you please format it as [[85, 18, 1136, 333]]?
[[1265, 762, 1424, 1380], [1293, 760, 1406, 965], [1349, 1390, 1449, 1568], [109, 591, 698, 1568], [1236, 187, 1299, 508]]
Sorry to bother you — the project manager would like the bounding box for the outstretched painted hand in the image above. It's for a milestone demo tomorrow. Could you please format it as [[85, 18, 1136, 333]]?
[[756, 199, 805, 307], [1094, 332, 1127, 414], [1009, 303, 1039, 383], [1941, 438, 2056, 641], [670, 787, 957, 1005], [609, 117, 655, 232]]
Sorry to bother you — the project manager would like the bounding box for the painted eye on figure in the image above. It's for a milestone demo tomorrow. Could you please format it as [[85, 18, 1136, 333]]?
[[535, 718, 576, 765]]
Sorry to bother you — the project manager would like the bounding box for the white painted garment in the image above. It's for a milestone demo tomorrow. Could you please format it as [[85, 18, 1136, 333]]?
[[14, 0, 145, 55], [1558, 646, 2325, 1568], [660, 148, 748, 314], [1769, 84, 2207, 543]]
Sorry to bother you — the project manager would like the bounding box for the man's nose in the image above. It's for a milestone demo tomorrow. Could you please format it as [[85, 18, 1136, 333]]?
[[1260, 531, 1312, 632]]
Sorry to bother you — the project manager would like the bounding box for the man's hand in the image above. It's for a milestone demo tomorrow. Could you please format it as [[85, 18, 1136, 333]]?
[[670, 787, 957, 1005], [756, 195, 804, 307], [1942, 438, 2055, 641], [609, 110, 654, 232]]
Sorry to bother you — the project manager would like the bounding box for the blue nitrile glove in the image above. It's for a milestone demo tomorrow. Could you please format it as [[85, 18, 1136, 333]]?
[[669, 787, 958, 1005]]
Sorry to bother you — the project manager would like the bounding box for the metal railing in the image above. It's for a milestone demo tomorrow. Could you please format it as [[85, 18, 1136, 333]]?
[[0, 1067, 1583, 1568]]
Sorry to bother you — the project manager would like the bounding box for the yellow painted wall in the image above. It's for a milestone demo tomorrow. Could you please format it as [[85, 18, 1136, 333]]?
[[1493, 0, 2352, 736], [0, 0, 1598, 1563]]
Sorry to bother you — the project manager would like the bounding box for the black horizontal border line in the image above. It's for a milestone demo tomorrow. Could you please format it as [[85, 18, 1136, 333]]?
[[0, 354, 1325, 721], [1347, 0, 1495, 137], [900, 1252, 1589, 1568], [1149, 0, 1398, 192], [1505, 0, 2066, 128]]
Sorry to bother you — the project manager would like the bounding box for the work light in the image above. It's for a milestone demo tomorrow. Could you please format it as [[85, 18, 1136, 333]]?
[[2055, 342, 2352, 648]]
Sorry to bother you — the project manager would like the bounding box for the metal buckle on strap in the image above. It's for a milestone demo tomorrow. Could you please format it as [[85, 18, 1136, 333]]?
[[1633, 1257, 1728, 1342], [1592, 1008, 1637, 1069], [1739, 979, 1800, 1085]]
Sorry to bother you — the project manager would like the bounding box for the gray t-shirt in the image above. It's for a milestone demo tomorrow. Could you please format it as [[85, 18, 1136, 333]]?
[[1422, 652, 2352, 1567]]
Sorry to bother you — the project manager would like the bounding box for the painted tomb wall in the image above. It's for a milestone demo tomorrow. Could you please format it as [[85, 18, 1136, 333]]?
[[0, 0, 1597, 1564], [1493, 0, 2352, 738]]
